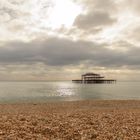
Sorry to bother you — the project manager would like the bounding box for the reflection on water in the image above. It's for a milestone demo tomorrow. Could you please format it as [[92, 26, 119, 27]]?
[[56, 83, 75, 96], [0, 81, 140, 103]]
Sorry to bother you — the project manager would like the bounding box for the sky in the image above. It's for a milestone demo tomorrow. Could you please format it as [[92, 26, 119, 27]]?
[[0, 0, 140, 81]]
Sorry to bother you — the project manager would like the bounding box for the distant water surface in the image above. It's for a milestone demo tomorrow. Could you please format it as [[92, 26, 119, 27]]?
[[0, 81, 140, 103]]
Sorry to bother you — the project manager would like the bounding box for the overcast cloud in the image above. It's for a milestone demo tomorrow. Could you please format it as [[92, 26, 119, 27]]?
[[0, 0, 140, 80]]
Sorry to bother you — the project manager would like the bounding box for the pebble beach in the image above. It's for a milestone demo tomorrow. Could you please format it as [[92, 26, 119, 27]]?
[[0, 100, 140, 139]]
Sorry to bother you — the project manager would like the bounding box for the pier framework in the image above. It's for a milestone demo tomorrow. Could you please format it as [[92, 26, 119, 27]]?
[[72, 73, 116, 84]]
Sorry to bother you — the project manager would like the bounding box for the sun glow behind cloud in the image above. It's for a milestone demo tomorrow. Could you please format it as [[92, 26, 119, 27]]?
[[45, 0, 82, 29]]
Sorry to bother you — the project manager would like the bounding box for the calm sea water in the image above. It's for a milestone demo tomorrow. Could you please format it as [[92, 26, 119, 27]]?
[[0, 81, 140, 103]]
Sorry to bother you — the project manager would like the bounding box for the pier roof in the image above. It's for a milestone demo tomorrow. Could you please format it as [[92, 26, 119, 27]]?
[[82, 73, 100, 76]]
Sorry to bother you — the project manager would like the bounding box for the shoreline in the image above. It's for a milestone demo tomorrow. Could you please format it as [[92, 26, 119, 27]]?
[[1, 98, 140, 104], [0, 100, 140, 139]]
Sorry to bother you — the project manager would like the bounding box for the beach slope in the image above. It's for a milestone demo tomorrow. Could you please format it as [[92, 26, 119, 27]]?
[[0, 100, 140, 139]]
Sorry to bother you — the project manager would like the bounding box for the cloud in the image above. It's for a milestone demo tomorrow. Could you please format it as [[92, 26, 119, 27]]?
[[72, 0, 117, 35], [0, 38, 97, 65], [0, 0, 140, 80], [0, 0, 29, 21], [0, 38, 140, 70], [0, 0, 54, 42], [124, 26, 140, 44], [75, 0, 116, 10], [74, 10, 116, 30], [121, 0, 140, 15]]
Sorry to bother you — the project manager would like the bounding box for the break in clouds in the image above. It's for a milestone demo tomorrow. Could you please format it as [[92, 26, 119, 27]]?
[[0, 0, 140, 80]]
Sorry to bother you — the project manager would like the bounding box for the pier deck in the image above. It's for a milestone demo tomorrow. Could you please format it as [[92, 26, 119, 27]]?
[[72, 79, 116, 84]]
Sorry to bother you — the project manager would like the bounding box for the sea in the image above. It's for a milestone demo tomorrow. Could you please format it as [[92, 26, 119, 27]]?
[[0, 81, 140, 103]]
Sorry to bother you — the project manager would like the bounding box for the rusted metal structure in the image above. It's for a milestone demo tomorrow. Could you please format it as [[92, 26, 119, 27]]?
[[72, 72, 116, 84]]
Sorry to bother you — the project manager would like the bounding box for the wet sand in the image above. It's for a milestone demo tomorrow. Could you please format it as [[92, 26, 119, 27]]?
[[0, 100, 140, 139]]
